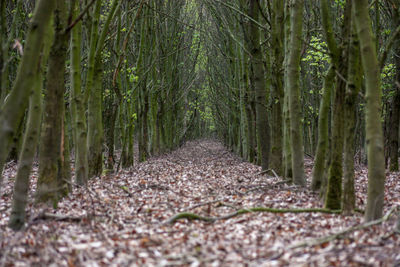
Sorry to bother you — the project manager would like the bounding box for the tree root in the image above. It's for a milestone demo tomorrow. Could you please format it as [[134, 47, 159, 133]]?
[[289, 205, 400, 249], [163, 207, 341, 225]]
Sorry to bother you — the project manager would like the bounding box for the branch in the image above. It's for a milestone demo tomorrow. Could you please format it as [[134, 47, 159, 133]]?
[[209, 0, 268, 31], [379, 24, 400, 70], [32, 212, 87, 223], [112, 0, 145, 95], [289, 205, 399, 249], [163, 207, 341, 225], [65, 0, 97, 33]]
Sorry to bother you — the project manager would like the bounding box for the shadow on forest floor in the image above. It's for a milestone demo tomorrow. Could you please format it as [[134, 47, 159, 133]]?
[[1, 139, 399, 266]]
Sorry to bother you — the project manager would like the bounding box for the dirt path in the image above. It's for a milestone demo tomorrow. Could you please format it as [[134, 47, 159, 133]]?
[[1, 140, 399, 266]]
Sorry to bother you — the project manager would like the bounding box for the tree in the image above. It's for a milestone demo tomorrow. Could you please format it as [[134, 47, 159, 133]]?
[[0, 0, 56, 192], [270, 0, 285, 176], [8, 21, 53, 230], [247, 0, 270, 171], [388, 1, 400, 172], [286, 0, 306, 186], [353, 0, 386, 221], [36, 0, 71, 203]]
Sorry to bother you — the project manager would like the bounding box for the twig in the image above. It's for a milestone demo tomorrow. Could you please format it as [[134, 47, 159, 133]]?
[[289, 205, 399, 249], [163, 207, 341, 225]]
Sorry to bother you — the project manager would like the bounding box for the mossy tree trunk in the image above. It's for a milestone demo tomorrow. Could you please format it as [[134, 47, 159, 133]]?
[[84, 0, 101, 178], [248, 0, 270, 170], [283, 0, 292, 179], [9, 75, 43, 230], [0, 0, 55, 192], [353, 0, 386, 222], [342, 18, 361, 214], [311, 66, 334, 191], [287, 0, 305, 186], [70, 0, 88, 185], [87, 0, 120, 177], [8, 21, 52, 229], [321, 0, 351, 210], [270, 0, 285, 175], [136, 9, 149, 162], [36, 0, 70, 204]]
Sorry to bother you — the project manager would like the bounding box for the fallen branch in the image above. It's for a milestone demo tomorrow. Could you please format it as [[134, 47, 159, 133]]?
[[255, 169, 281, 180], [163, 207, 341, 225], [181, 198, 229, 212], [289, 205, 399, 249], [32, 212, 87, 223]]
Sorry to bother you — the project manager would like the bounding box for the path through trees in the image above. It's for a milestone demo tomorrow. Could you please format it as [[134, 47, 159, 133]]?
[[0, 140, 399, 266], [1, 0, 400, 265]]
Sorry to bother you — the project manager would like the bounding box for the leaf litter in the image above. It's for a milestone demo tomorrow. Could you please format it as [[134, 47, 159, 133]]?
[[0, 140, 399, 266]]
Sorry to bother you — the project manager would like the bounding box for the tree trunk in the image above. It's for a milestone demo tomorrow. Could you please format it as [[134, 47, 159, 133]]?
[[311, 67, 334, 191], [248, 0, 270, 170], [323, 0, 351, 210], [8, 26, 52, 228], [287, 0, 305, 186], [0, 0, 55, 192], [70, 0, 88, 185], [343, 21, 361, 214], [388, 6, 400, 172], [87, 0, 120, 177], [353, 0, 386, 222], [36, 0, 70, 204], [270, 0, 285, 175]]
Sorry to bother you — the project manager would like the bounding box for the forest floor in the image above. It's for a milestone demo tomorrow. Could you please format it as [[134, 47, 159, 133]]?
[[0, 140, 400, 267]]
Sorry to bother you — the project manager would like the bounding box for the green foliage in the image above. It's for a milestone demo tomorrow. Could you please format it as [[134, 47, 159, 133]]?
[[302, 36, 330, 73], [382, 63, 396, 100]]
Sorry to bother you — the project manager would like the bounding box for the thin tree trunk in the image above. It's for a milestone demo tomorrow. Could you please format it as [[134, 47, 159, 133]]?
[[70, 0, 88, 185], [388, 5, 400, 172], [283, 0, 292, 179], [287, 0, 305, 186]]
